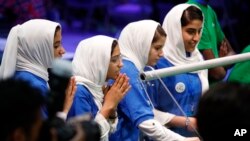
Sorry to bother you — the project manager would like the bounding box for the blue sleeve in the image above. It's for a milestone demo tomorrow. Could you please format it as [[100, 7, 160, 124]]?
[[119, 62, 154, 127], [67, 85, 97, 118]]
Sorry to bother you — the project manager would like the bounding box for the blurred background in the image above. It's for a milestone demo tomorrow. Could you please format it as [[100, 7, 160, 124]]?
[[0, 0, 249, 59]]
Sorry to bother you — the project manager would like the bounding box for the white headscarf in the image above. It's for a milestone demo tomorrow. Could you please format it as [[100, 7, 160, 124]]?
[[0, 19, 60, 81], [119, 20, 159, 71], [72, 35, 116, 110], [162, 4, 209, 94]]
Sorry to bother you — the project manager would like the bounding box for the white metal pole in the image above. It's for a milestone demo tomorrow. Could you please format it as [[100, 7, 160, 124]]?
[[140, 53, 250, 81]]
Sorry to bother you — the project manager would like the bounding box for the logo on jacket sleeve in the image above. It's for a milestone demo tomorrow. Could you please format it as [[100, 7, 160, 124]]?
[[175, 82, 185, 93]]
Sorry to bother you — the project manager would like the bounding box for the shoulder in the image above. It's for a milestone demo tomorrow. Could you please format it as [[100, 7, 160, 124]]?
[[14, 71, 47, 88], [207, 6, 218, 18], [76, 85, 93, 98], [156, 57, 173, 68], [242, 45, 250, 53], [14, 71, 48, 96], [121, 60, 139, 77]]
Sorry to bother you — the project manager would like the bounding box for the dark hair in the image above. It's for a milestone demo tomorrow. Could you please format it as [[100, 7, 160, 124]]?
[[111, 40, 118, 55], [196, 82, 250, 140], [152, 25, 167, 44], [181, 6, 203, 27], [54, 26, 61, 36], [0, 78, 44, 140]]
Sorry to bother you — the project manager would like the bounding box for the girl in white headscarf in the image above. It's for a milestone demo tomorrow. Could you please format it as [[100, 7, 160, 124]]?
[[149, 4, 209, 137], [67, 35, 130, 141], [0, 19, 75, 119], [109, 20, 200, 141]]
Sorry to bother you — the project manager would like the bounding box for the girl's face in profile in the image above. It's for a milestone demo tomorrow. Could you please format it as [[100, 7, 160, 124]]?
[[106, 45, 123, 80], [147, 34, 165, 66], [53, 28, 65, 58], [182, 19, 203, 53]]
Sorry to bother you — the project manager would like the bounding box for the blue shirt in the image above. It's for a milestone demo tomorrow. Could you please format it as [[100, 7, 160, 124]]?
[[67, 84, 98, 119], [148, 57, 202, 136], [14, 71, 49, 118], [109, 59, 154, 141]]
